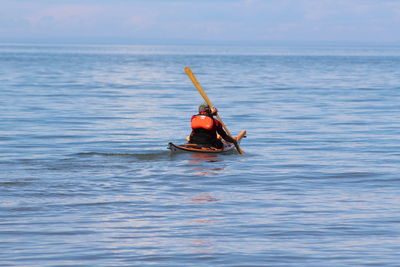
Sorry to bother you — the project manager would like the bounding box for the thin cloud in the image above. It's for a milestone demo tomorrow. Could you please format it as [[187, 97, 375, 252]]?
[[0, 0, 399, 44]]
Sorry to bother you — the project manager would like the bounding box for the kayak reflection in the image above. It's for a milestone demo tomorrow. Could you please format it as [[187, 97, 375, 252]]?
[[187, 153, 224, 176]]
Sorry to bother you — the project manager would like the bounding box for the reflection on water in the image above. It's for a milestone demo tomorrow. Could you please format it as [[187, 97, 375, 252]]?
[[190, 193, 219, 203], [188, 192, 220, 255], [189, 153, 220, 163], [187, 153, 225, 176], [189, 239, 215, 255]]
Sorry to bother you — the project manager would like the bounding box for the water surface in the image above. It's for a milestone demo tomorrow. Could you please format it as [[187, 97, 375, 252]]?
[[1, 44, 400, 266]]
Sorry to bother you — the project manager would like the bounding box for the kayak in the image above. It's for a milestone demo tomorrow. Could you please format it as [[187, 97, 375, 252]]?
[[168, 130, 246, 154]]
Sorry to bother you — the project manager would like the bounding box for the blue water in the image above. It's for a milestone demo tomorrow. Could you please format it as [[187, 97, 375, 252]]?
[[1, 44, 400, 266]]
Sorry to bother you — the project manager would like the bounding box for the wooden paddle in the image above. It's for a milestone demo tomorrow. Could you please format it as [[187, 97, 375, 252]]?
[[184, 67, 245, 154]]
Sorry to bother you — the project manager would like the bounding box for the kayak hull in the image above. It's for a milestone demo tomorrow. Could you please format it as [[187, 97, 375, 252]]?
[[168, 130, 246, 154]]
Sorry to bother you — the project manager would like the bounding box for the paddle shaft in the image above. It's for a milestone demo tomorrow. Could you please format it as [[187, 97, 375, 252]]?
[[184, 67, 244, 154]]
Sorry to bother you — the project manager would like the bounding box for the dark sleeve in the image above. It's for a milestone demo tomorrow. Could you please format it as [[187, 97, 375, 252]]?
[[214, 119, 235, 142]]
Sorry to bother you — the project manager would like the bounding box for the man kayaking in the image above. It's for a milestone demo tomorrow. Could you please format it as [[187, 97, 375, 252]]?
[[189, 103, 238, 149]]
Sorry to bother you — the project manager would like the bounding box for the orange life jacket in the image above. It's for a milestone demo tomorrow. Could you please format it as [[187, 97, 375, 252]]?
[[191, 115, 214, 131]]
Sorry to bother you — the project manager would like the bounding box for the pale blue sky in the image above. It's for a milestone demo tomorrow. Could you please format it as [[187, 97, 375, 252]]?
[[1, 0, 399, 44]]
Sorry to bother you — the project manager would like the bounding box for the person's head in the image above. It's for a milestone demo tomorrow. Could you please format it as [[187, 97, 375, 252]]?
[[198, 102, 211, 114]]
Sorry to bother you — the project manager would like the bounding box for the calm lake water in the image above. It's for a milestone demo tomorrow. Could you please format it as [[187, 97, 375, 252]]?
[[1, 44, 400, 266]]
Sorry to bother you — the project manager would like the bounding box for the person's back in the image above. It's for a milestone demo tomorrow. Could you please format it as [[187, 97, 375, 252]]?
[[189, 103, 237, 148]]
